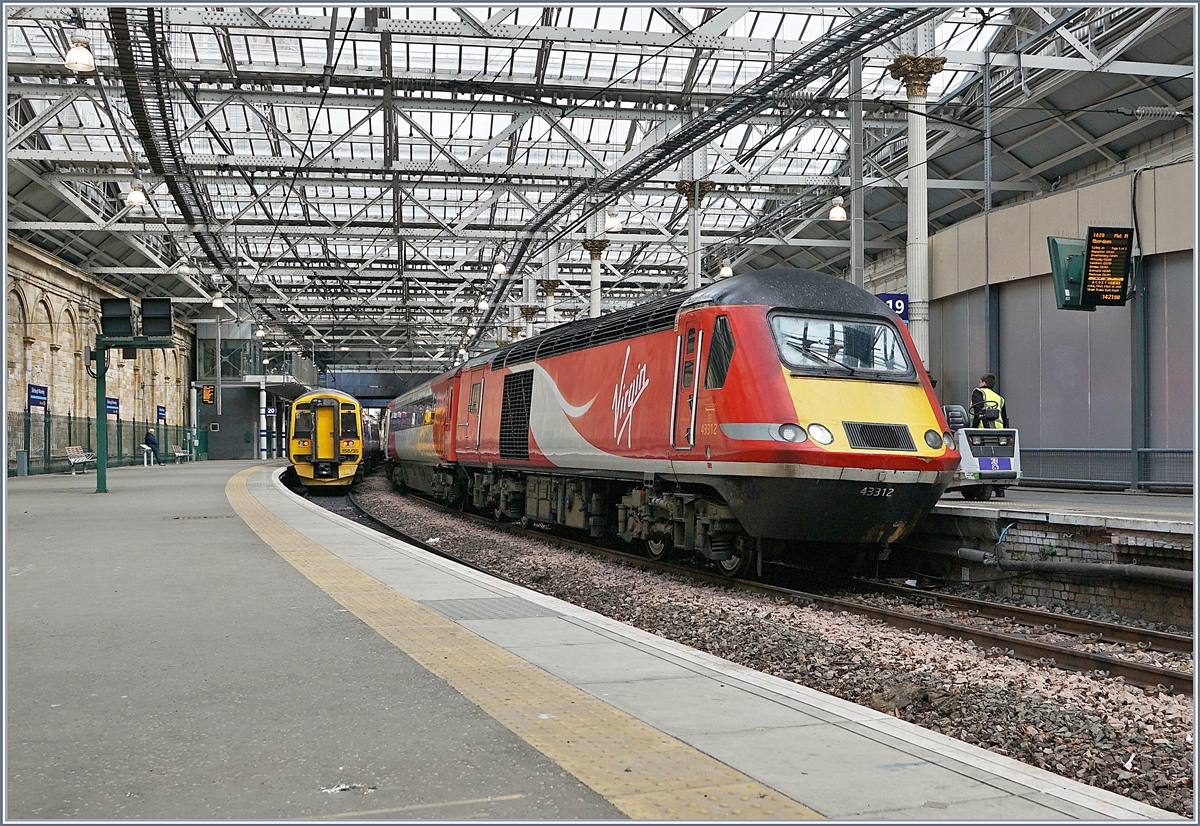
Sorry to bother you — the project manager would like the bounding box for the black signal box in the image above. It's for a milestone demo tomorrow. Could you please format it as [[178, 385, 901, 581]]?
[[100, 297, 137, 335], [140, 297, 174, 337]]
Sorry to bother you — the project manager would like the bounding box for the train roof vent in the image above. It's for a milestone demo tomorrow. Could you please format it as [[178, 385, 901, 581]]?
[[497, 292, 688, 367], [843, 422, 916, 451]]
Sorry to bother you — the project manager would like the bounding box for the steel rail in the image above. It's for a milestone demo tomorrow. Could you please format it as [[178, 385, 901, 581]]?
[[854, 578, 1193, 654], [342, 487, 1192, 694]]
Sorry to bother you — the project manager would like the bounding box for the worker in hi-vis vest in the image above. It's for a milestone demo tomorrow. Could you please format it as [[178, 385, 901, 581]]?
[[969, 373, 1009, 429]]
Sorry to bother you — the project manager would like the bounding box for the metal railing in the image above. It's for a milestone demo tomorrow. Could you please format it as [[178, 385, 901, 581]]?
[[7, 410, 194, 476], [1021, 448, 1193, 492]]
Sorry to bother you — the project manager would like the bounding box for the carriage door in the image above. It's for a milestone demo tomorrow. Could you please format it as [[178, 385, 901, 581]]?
[[456, 368, 486, 457], [673, 325, 703, 449], [314, 399, 337, 460]]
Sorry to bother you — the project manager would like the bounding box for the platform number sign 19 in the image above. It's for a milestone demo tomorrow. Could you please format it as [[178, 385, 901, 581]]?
[[876, 293, 909, 322]]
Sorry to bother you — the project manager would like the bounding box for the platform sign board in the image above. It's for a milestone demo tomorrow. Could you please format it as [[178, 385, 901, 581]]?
[[876, 293, 909, 322], [105, 397, 120, 417], [1081, 226, 1133, 307], [266, 405, 277, 416], [157, 405, 167, 423], [27, 384, 47, 408]]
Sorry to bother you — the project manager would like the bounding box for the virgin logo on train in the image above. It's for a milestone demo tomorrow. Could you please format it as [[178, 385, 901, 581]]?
[[612, 346, 649, 447]]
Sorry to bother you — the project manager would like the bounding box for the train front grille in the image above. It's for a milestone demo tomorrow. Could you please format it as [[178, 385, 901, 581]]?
[[842, 421, 916, 451]]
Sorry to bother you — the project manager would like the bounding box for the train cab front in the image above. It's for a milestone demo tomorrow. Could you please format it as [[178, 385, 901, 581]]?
[[701, 306, 959, 545]]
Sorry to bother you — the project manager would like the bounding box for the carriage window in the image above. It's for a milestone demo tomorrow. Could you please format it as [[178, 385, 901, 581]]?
[[469, 382, 482, 413], [682, 360, 694, 389], [293, 407, 313, 438], [704, 316, 735, 389], [685, 328, 696, 354], [769, 313, 912, 377], [341, 406, 359, 438]]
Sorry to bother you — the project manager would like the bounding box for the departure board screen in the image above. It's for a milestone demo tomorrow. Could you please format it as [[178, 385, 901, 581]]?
[[1081, 226, 1133, 306]]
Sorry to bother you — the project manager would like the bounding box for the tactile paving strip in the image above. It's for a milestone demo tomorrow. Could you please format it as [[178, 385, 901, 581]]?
[[226, 468, 822, 820]]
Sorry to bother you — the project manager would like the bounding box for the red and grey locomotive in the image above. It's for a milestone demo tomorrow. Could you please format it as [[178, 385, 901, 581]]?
[[381, 267, 959, 576]]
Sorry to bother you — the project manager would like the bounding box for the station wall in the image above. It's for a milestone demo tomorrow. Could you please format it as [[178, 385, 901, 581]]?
[[928, 161, 1194, 450], [6, 237, 193, 424]]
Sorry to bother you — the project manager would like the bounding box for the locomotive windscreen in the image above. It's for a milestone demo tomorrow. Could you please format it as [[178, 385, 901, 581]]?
[[499, 371, 534, 460], [769, 313, 912, 377]]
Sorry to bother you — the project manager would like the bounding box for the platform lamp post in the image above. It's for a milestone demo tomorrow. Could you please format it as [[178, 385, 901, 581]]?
[[91, 297, 175, 493]]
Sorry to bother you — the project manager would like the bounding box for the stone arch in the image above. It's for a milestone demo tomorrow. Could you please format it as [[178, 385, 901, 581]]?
[[7, 289, 28, 413], [30, 298, 54, 410], [147, 348, 159, 422], [59, 306, 80, 416]]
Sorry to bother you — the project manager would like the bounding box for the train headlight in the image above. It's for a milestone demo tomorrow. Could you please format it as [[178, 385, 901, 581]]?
[[778, 423, 807, 443], [924, 429, 943, 449], [808, 423, 834, 445], [942, 432, 953, 449], [341, 439, 355, 448], [970, 435, 983, 446], [297, 439, 311, 448], [998, 436, 1011, 446]]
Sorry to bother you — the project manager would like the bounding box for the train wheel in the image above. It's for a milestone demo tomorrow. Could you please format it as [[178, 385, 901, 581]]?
[[713, 546, 755, 578], [645, 537, 673, 562]]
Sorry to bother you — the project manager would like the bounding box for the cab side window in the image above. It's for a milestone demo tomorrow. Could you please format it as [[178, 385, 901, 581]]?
[[293, 404, 313, 437], [340, 404, 359, 438], [704, 316, 735, 389]]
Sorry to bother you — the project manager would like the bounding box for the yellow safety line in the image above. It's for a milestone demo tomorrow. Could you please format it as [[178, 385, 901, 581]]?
[[226, 467, 822, 820]]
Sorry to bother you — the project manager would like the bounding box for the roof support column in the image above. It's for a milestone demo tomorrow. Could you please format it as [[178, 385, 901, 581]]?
[[849, 56, 865, 290], [584, 207, 607, 319], [540, 238, 560, 324], [888, 41, 945, 368]]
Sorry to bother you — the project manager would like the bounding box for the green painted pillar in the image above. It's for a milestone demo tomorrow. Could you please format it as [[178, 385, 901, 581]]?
[[95, 346, 108, 493]]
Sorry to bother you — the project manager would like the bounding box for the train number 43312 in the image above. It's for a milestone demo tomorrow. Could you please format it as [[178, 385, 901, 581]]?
[[859, 486, 894, 497]]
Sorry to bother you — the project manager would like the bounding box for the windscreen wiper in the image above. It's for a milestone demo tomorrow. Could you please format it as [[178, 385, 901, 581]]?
[[784, 335, 856, 375]]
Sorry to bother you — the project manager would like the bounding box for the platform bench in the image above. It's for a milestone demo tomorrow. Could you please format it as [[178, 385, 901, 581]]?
[[171, 444, 192, 463], [65, 445, 97, 474]]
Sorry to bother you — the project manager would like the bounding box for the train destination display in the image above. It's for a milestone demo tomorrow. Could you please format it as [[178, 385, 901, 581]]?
[[1081, 226, 1133, 306]]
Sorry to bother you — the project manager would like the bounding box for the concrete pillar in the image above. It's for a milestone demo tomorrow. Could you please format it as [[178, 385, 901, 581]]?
[[189, 384, 198, 458], [582, 239, 609, 318], [849, 55, 865, 290], [259, 384, 267, 460], [676, 176, 715, 291], [888, 51, 946, 368]]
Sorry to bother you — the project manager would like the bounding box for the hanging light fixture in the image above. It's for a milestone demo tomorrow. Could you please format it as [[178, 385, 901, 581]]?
[[492, 261, 507, 277], [211, 295, 226, 309], [255, 327, 266, 338], [125, 179, 147, 208], [467, 326, 477, 337], [719, 259, 734, 279], [477, 297, 490, 312], [63, 25, 95, 73], [828, 195, 847, 222], [604, 207, 623, 233]]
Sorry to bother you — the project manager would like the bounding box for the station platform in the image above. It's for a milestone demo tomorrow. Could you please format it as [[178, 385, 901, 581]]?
[[6, 461, 1182, 820], [933, 486, 1194, 536]]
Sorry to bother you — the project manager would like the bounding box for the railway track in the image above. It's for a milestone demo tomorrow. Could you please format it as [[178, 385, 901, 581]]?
[[342, 488, 1193, 695]]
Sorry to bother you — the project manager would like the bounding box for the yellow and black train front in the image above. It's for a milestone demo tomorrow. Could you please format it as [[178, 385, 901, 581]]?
[[289, 389, 365, 487], [673, 268, 960, 546]]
